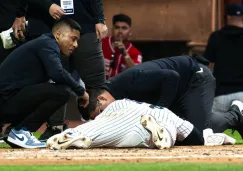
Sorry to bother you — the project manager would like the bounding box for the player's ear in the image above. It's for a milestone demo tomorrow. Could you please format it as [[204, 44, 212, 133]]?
[[54, 30, 61, 42], [129, 31, 132, 37], [97, 95, 107, 101]]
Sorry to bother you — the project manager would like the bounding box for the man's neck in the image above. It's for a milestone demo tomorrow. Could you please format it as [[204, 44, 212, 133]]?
[[227, 20, 243, 28]]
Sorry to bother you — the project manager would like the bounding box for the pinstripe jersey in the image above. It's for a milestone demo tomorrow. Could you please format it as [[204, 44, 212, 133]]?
[[65, 99, 194, 148]]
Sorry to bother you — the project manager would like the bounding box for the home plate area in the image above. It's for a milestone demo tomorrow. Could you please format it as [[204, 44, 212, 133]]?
[[0, 145, 243, 165]]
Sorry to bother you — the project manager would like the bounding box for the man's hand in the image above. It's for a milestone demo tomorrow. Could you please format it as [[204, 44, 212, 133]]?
[[95, 23, 108, 41], [114, 41, 127, 56], [12, 17, 26, 40], [49, 4, 65, 20], [78, 91, 89, 108]]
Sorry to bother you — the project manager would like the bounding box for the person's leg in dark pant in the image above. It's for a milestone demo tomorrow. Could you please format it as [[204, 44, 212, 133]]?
[[0, 83, 70, 132], [47, 105, 67, 127], [210, 108, 241, 133], [175, 64, 216, 133], [209, 92, 243, 133], [70, 32, 106, 89], [69, 32, 106, 119]]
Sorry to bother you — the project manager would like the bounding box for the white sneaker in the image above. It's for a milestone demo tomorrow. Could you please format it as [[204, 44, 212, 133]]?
[[7, 128, 46, 148], [231, 100, 243, 113], [46, 132, 92, 150], [223, 134, 236, 145], [203, 128, 236, 146], [204, 134, 225, 146], [140, 114, 173, 149]]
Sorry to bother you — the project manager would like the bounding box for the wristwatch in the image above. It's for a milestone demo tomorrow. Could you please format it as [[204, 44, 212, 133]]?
[[96, 18, 106, 25]]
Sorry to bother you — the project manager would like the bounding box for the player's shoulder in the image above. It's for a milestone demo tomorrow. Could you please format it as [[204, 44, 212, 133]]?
[[115, 99, 137, 105]]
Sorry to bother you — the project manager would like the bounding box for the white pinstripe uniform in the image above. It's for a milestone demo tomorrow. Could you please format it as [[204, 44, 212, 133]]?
[[65, 99, 194, 148]]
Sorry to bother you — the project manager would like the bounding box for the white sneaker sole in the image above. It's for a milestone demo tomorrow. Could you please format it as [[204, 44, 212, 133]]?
[[140, 115, 171, 149], [7, 136, 46, 148], [46, 133, 92, 150]]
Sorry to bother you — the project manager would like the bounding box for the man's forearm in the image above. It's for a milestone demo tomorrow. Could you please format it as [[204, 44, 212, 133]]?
[[26, 0, 54, 12], [16, 0, 28, 17], [124, 55, 135, 68], [89, 0, 106, 23]]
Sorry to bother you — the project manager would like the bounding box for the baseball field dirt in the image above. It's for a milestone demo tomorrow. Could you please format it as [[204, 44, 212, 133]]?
[[0, 145, 243, 165]]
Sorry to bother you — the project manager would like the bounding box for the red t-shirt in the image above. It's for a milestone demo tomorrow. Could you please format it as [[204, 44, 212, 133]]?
[[102, 36, 142, 79]]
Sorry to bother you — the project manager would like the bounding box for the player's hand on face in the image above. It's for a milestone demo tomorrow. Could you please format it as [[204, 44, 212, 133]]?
[[12, 17, 26, 40], [78, 91, 89, 108], [95, 23, 108, 41], [49, 4, 65, 20]]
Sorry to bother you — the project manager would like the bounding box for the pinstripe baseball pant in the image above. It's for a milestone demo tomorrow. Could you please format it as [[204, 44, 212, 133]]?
[[210, 92, 243, 132]]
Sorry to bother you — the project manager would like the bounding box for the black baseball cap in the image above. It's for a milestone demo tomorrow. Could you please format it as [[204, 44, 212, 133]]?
[[227, 3, 243, 16]]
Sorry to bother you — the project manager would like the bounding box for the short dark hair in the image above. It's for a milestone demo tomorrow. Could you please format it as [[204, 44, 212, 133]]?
[[112, 14, 132, 26], [52, 16, 82, 33], [78, 89, 105, 120]]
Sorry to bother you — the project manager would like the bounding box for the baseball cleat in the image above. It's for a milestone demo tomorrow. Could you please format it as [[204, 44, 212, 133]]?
[[46, 132, 92, 150], [140, 115, 172, 149]]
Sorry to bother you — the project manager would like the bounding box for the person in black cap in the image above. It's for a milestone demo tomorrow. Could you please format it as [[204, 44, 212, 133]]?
[[204, 3, 243, 137]]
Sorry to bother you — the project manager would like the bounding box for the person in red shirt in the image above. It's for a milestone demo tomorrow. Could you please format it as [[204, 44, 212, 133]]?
[[102, 14, 142, 79]]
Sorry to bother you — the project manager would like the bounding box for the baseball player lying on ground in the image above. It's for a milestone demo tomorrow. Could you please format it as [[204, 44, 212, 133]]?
[[47, 99, 235, 150]]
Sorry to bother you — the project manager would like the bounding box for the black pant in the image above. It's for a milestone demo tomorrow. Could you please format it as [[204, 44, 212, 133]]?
[[175, 127, 204, 146], [0, 83, 70, 132], [172, 64, 216, 133], [70, 32, 106, 89]]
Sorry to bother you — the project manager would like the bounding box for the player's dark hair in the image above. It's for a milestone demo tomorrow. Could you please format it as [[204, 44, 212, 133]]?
[[78, 89, 106, 120], [112, 14, 132, 26], [52, 16, 82, 33]]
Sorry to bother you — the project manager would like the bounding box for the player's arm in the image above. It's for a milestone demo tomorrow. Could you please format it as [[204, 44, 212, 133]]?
[[127, 52, 143, 67], [123, 54, 135, 68], [38, 40, 85, 97], [113, 42, 141, 68], [12, 0, 28, 39], [123, 51, 142, 68], [87, 0, 107, 40], [204, 33, 217, 72], [129, 69, 180, 108], [27, 0, 64, 20], [88, 0, 106, 24], [25, 0, 54, 12], [16, 0, 28, 17]]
